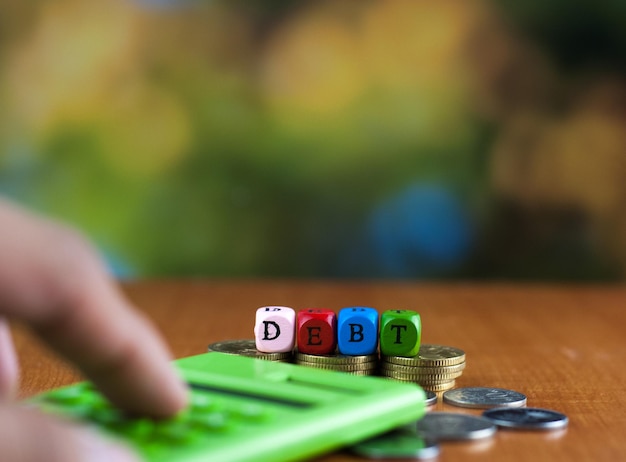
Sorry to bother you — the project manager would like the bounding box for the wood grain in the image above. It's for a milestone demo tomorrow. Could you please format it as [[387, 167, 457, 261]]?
[[13, 281, 626, 461]]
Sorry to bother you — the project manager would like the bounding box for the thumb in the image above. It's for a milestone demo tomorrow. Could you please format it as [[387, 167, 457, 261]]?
[[0, 318, 18, 400], [0, 405, 140, 462]]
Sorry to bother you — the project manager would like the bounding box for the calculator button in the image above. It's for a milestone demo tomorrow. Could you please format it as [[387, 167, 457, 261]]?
[[190, 393, 217, 410], [63, 403, 97, 419], [48, 387, 84, 404], [89, 396, 110, 411], [196, 412, 233, 432], [154, 421, 193, 443], [92, 408, 124, 426], [233, 404, 271, 422], [138, 442, 163, 460], [107, 419, 154, 440], [205, 412, 228, 428]]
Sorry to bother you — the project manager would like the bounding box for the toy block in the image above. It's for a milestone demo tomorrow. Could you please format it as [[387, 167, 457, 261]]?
[[337, 307, 379, 355], [296, 309, 337, 355], [379, 309, 421, 357], [254, 306, 296, 353]]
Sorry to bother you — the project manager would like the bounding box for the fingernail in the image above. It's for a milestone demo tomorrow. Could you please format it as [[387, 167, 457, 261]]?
[[79, 429, 141, 462]]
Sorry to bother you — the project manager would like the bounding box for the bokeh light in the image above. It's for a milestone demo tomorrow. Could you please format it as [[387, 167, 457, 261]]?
[[1, 0, 624, 280]]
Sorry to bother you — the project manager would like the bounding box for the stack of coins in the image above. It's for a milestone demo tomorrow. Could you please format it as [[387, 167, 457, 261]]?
[[295, 351, 378, 376], [208, 340, 293, 363], [380, 344, 466, 392]]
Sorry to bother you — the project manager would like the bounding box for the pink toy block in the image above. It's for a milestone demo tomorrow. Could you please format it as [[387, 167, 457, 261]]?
[[254, 306, 296, 353]]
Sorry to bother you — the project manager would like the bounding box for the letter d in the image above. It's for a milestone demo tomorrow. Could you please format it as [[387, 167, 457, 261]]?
[[263, 321, 281, 340]]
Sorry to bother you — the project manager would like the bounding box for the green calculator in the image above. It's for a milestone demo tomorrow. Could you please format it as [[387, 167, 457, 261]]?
[[31, 352, 426, 461]]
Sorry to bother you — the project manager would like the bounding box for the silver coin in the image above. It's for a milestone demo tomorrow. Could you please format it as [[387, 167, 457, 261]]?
[[350, 428, 440, 459], [443, 387, 527, 409], [415, 412, 496, 441], [483, 407, 568, 430], [424, 391, 437, 407]]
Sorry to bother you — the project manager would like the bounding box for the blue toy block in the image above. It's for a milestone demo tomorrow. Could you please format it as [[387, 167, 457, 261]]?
[[337, 307, 379, 355]]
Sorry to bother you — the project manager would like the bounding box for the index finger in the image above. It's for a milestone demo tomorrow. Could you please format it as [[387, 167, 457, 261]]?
[[0, 200, 187, 417]]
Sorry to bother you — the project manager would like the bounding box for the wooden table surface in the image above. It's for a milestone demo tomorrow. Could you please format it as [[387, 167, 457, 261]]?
[[13, 281, 626, 461]]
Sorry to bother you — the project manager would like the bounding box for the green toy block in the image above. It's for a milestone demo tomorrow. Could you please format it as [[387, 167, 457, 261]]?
[[380, 310, 421, 357]]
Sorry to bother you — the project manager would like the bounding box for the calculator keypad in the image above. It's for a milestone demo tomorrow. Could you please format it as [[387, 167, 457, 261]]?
[[37, 385, 275, 459]]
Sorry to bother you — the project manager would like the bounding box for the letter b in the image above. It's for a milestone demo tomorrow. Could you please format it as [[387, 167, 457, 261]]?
[[337, 307, 379, 355]]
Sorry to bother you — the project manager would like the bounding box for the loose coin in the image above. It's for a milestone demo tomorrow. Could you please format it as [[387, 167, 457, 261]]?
[[425, 391, 437, 407], [483, 408, 568, 430], [350, 428, 439, 459], [415, 412, 496, 441], [207, 339, 292, 361], [443, 387, 527, 409]]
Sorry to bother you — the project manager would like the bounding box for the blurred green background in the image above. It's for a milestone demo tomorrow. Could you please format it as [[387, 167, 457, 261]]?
[[1, 0, 625, 279]]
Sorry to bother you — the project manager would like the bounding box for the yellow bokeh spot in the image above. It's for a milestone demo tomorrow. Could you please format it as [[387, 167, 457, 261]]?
[[360, 0, 476, 88], [96, 82, 191, 179], [550, 113, 626, 216], [4, 0, 137, 136], [260, 0, 476, 141], [492, 110, 626, 217], [260, 2, 366, 117]]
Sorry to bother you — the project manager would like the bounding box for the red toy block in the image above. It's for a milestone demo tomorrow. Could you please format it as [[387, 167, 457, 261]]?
[[296, 309, 337, 355]]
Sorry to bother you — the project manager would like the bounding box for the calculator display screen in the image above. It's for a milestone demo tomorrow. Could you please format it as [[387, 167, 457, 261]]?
[[188, 382, 314, 409]]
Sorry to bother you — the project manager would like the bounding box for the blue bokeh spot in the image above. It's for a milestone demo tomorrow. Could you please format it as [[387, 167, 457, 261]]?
[[367, 183, 474, 277]]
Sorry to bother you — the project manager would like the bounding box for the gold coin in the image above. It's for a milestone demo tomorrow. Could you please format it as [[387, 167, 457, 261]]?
[[410, 375, 462, 385], [380, 375, 455, 390], [379, 377, 454, 388], [378, 374, 412, 383], [295, 351, 378, 365], [379, 369, 463, 382], [382, 377, 456, 392], [382, 344, 465, 367], [347, 370, 377, 376], [379, 366, 463, 383], [378, 373, 462, 383], [379, 362, 466, 376], [296, 360, 378, 372], [208, 339, 292, 361], [421, 381, 456, 392]]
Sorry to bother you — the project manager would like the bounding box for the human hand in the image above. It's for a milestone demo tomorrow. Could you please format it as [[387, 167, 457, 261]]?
[[0, 198, 188, 461]]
